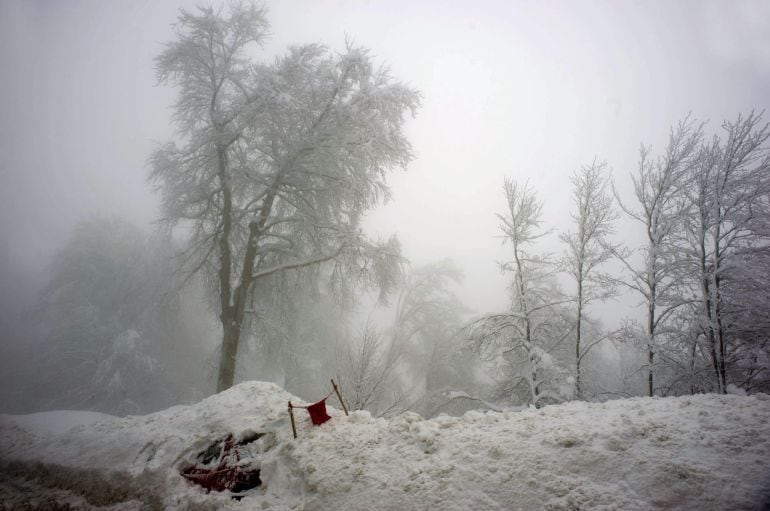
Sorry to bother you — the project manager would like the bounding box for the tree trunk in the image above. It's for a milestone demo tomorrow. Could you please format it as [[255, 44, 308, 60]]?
[[689, 336, 698, 395], [575, 279, 583, 399], [217, 315, 241, 391], [215, 143, 237, 392], [647, 298, 655, 397], [527, 339, 540, 409], [712, 227, 727, 394], [216, 222, 261, 392], [215, 183, 278, 392], [699, 242, 721, 391], [647, 349, 654, 397], [714, 272, 727, 394]]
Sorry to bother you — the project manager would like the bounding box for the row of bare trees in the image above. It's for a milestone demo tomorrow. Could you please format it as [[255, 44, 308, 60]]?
[[469, 113, 770, 407]]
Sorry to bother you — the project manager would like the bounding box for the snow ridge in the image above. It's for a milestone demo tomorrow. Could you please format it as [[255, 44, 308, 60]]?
[[2, 382, 770, 510]]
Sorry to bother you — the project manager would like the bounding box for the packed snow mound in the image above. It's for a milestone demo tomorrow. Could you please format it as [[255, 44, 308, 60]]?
[[2, 382, 770, 510]]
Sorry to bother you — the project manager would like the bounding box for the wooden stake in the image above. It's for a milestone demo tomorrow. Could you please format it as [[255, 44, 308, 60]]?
[[288, 401, 297, 439], [330, 379, 349, 416]]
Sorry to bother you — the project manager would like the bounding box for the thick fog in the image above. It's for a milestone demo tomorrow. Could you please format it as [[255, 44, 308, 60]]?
[[1, 0, 770, 415]]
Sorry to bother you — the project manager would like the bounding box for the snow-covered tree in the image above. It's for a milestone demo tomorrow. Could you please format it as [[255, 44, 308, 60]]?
[[91, 330, 162, 416], [560, 160, 618, 398], [32, 217, 186, 414], [468, 180, 573, 407], [723, 242, 770, 394], [681, 112, 770, 393], [389, 260, 469, 395], [614, 118, 702, 396], [150, 2, 419, 391]]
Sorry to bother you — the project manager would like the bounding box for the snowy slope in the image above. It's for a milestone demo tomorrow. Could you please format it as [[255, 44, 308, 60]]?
[[1, 382, 769, 510]]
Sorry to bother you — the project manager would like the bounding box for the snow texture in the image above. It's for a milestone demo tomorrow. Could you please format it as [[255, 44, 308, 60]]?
[[2, 381, 770, 510], [3, 410, 116, 437]]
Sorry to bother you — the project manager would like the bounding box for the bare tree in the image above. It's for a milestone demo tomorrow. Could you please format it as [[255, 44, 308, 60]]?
[[150, 3, 419, 391], [389, 261, 468, 390], [560, 160, 618, 398], [614, 117, 702, 396], [338, 261, 468, 415], [391, 261, 464, 347], [336, 322, 405, 416]]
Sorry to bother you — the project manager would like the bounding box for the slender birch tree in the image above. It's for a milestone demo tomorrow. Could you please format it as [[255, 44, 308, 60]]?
[[468, 180, 572, 407], [560, 160, 617, 398]]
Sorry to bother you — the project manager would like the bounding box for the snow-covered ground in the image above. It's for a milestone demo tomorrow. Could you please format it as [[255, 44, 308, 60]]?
[[1, 382, 769, 510]]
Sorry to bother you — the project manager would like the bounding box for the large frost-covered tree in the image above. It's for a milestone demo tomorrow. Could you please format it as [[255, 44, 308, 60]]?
[[560, 161, 617, 398], [151, 2, 419, 391]]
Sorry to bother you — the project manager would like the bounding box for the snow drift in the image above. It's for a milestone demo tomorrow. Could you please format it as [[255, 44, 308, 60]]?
[[2, 381, 769, 510]]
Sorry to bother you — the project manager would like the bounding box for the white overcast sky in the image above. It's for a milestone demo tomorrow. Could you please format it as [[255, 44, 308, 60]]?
[[2, 0, 770, 318]]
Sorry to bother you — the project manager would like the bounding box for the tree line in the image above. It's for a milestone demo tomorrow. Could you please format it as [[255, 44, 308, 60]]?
[[469, 114, 770, 407], [143, 1, 770, 410]]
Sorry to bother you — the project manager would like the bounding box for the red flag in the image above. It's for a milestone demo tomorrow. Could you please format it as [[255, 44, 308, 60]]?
[[306, 399, 332, 425]]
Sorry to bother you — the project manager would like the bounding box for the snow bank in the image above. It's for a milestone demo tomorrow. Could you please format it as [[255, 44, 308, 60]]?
[[2, 382, 769, 510]]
